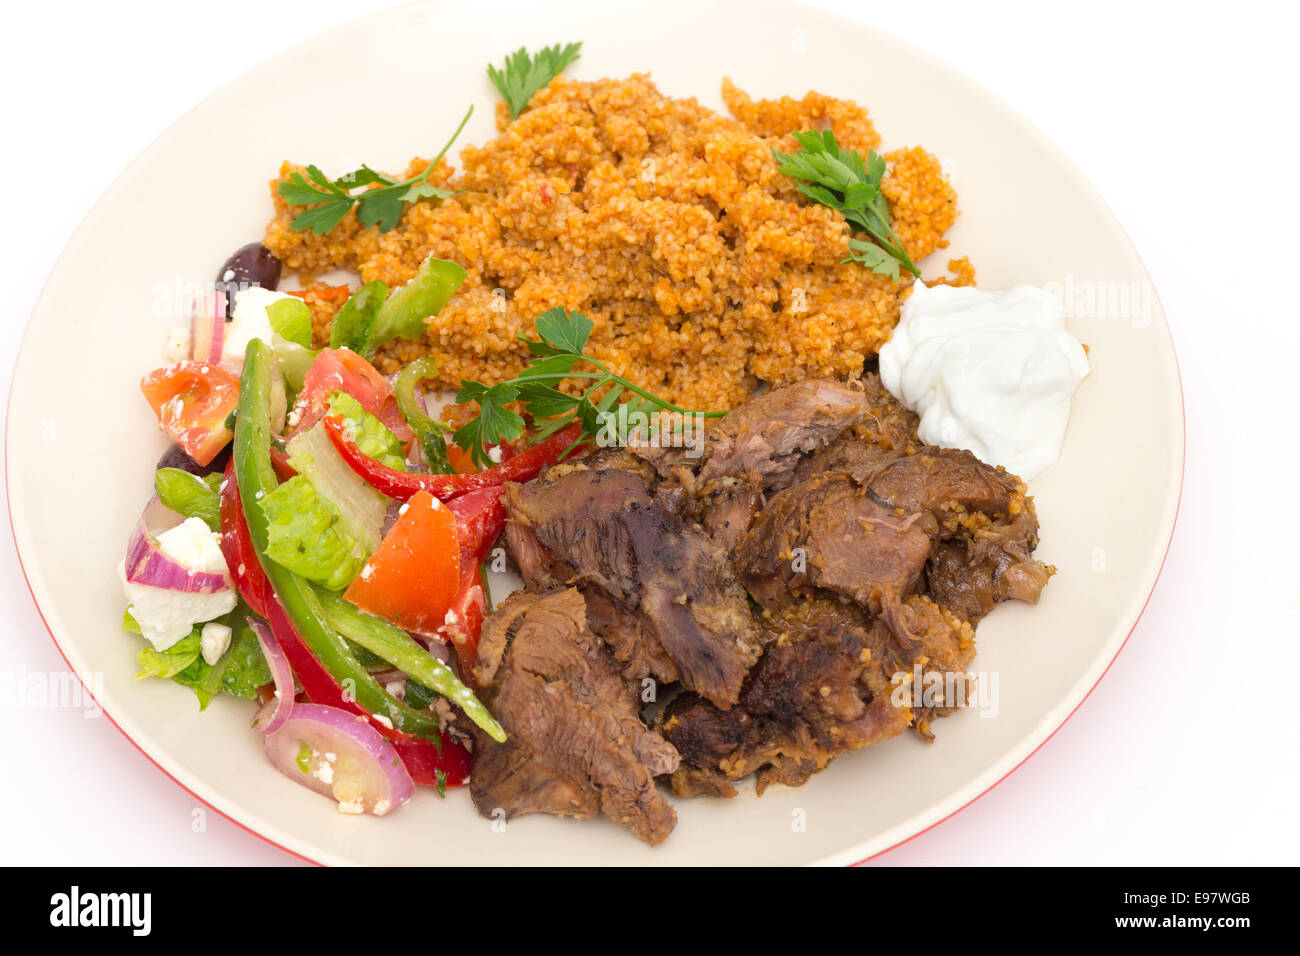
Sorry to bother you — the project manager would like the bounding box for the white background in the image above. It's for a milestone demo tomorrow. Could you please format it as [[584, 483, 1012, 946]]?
[[2, 0, 1297, 866]]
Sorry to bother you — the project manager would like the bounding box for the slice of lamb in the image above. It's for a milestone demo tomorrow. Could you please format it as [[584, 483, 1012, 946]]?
[[791, 433, 902, 485], [735, 471, 932, 647], [866, 446, 1022, 530], [663, 594, 981, 796], [928, 510, 1054, 623], [504, 468, 761, 708], [697, 378, 870, 491], [789, 374, 919, 484], [660, 599, 913, 797], [697, 470, 763, 551], [470, 588, 680, 845], [898, 594, 979, 740]]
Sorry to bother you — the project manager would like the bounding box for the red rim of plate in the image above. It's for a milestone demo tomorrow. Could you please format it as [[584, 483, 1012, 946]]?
[[2, 0, 1187, 866]]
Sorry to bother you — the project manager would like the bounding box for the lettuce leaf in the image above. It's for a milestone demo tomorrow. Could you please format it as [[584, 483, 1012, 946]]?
[[326, 391, 407, 471], [213, 615, 273, 698], [154, 468, 221, 531], [266, 297, 313, 348], [136, 630, 203, 681], [286, 422, 387, 553], [128, 607, 271, 709], [262, 474, 367, 590]]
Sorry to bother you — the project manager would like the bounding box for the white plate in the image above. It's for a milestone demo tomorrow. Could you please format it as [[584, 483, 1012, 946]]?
[[6, 0, 1183, 865]]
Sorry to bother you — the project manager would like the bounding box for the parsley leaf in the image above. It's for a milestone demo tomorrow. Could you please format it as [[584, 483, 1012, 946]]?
[[772, 130, 919, 279], [487, 43, 582, 120], [280, 106, 472, 236], [532, 305, 592, 354], [844, 238, 901, 280], [446, 306, 727, 466], [452, 382, 526, 465]]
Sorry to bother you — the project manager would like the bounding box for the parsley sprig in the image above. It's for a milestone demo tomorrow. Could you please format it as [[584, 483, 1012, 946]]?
[[453, 307, 726, 467], [487, 42, 582, 120], [279, 106, 473, 235], [771, 130, 919, 280]]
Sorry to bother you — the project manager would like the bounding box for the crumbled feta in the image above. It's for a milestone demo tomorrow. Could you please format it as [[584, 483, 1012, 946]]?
[[384, 680, 405, 700], [372, 714, 394, 730], [156, 518, 229, 575], [337, 798, 365, 815], [488, 446, 503, 463], [313, 762, 335, 785], [163, 326, 192, 364], [372, 799, 391, 816], [359, 564, 374, 581], [199, 621, 232, 665], [220, 286, 293, 374], [119, 562, 236, 651]]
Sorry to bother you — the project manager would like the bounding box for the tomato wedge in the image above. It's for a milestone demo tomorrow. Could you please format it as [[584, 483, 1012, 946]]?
[[288, 348, 413, 446], [140, 362, 239, 466], [445, 444, 479, 474], [343, 490, 461, 636]]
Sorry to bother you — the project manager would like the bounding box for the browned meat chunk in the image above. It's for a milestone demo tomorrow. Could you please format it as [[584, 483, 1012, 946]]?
[[790, 373, 919, 484], [698, 379, 869, 491], [469, 588, 680, 845], [661, 594, 980, 795], [504, 467, 761, 708], [735, 471, 932, 646], [661, 600, 913, 796], [927, 510, 1054, 623], [866, 446, 1021, 530]]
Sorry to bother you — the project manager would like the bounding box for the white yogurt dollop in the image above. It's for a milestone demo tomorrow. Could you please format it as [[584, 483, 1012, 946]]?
[[878, 281, 1089, 481]]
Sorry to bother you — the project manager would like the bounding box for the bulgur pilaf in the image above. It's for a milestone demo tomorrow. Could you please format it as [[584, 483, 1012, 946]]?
[[264, 74, 969, 410]]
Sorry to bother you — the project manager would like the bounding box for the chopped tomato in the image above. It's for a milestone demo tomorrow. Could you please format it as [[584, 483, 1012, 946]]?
[[288, 348, 413, 447], [343, 490, 460, 636], [141, 362, 239, 466], [445, 444, 479, 474], [268, 446, 298, 483], [287, 283, 352, 304]]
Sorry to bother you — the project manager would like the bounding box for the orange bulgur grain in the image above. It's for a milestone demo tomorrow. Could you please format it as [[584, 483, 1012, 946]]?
[[263, 74, 963, 410]]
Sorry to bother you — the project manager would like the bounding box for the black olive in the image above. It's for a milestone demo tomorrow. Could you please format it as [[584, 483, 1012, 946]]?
[[215, 243, 282, 317], [155, 443, 229, 477]]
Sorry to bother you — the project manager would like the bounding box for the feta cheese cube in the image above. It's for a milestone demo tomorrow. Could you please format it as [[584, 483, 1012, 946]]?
[[199, 621, 233, 666]]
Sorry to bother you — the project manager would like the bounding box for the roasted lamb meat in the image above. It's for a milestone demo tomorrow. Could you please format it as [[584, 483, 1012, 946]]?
[[469, 587, 680, 845]]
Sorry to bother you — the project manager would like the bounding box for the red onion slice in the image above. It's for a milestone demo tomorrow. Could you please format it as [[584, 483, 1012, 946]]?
[[191, 289, 226, 364], [264, 703, 415, 816], [248, 617, 293, 735], [124, 496, 231, 593]]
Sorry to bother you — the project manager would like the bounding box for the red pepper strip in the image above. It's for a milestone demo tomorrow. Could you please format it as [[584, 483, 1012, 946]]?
[[218, 461, 472, 785], [445, 487, 507, 566], [219, 460, 270, 619], [445, 561, 486, 682], [394, 736, 472, 788], [323, 417, 585, 502]]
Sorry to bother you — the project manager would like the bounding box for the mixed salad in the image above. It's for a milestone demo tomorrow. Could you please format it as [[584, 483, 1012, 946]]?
[[123, 39, 925, 821], [124, 249, 581, 816]]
